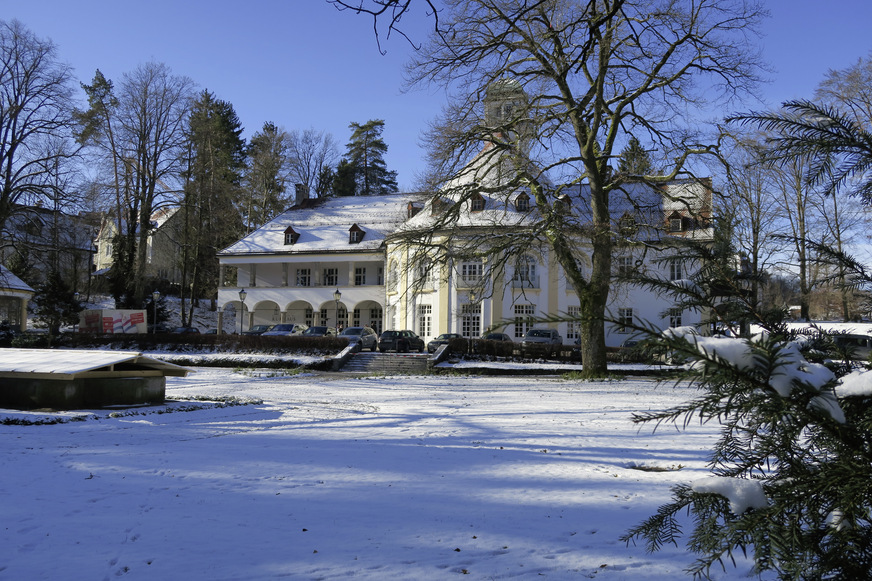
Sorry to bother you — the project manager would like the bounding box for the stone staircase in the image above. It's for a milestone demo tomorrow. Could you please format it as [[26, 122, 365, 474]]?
[[338, 351, 431, 374]]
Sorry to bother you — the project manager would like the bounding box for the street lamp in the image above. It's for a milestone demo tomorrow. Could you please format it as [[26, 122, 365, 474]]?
[[238, 288, 247, 334], [333, 288, 341, 329], [151, 290, 160, 333]]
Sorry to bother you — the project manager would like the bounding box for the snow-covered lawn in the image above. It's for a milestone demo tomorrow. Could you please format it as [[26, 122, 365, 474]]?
[[0, 368, 761, 580]]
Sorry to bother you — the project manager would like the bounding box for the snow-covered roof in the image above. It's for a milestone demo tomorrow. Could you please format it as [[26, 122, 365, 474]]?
[[151, 205, 180, 229], [0, 348, 189, 378], [0, 266, 33, 294], [220, 194, 425, 256], [397, 178, 711, 240]]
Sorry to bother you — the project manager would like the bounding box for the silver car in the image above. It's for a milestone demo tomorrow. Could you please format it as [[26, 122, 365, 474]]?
[[338, 326, 378, 351], [262, 323, 308, 336]]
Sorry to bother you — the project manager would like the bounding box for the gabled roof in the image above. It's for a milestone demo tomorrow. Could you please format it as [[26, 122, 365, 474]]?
[[220, 194, 425, 256], [0, 265, 33, 294]]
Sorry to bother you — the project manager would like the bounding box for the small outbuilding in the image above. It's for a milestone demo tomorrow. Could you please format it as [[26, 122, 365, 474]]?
[[0, 349, 190, 410], [0, 266, 33, 332]]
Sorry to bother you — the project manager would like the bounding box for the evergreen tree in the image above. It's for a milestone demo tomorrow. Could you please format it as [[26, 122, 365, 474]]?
[[621, 222, 872, 578], [617, 136, 654, 177], [180, 90, 245, 322], [243, 122, 290, 230], [107, 231, 136, 307], [332, 158, 357, 197], [316, 165, 335, 198], [31, 269, 82, 340], [344, 119, 398, 195]]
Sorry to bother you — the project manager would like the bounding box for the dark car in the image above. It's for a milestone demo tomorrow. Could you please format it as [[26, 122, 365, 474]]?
[[338, 326, 378, 351], [379, 330, 425, 353], [242, 324, 274, 335], [301, 326, 336, 337], [521, 328, 563, 357], [482, 332, 512, 342], [427, 332, 463, 353], [170, 326, 200, 334], [262, 323, 308, 336]]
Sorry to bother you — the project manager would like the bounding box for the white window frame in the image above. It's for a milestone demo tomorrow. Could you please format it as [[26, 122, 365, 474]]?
[[668, 307, 682, 328], [418, 304, 432, 338], [461, 303, 481, 338], [566, 305, 580, 341], [459, 260, 483, 287], [514, 304, 535, 338], [668, 257, 683, 281], [513, 255, 538, 287], [615, 256, 633, 275], [323, 267, 338, 287], [617, 307, 634, 333]]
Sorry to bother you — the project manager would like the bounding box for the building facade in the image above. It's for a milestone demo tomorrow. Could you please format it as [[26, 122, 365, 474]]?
[[216, 195, 421, 335], [215, 175, 712, 344]]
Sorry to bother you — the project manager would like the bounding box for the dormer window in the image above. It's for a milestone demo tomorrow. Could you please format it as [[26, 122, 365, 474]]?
[[284, 226, 300, 245], [349, 223, 365, 244], [516, 193, 530, 212], [668, 211, 684, 232], [431, 197, 451, 216], [470, 193, 485, 212], [619, 213, 637, 236], [407, 202, 422, 219]]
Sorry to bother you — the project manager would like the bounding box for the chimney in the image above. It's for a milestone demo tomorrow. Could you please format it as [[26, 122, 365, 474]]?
[[294, 183, 309, 206]]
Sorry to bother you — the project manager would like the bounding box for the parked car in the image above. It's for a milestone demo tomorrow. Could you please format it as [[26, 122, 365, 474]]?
[[482, 332, 512, 342], [262, 323, 308, 336], [242, 324, 274, 335], [301, 326, 336, 337], [521, 328, 563, 357], [169, 326, 200, 334], [427, 332, 463, 353], [379, 330, 425, 353], [338, 326, 379, 351]]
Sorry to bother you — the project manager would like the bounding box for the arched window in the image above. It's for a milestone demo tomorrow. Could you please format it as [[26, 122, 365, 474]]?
[[417, 257, 436, 290], [470, 193, 485, 212], [387, 260, 399, 292], [513, 255, 538, 288], [516, 193, 530, 212]]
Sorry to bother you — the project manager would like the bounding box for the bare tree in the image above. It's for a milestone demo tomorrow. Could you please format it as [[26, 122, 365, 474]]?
[[114, 62, 195, 306], [718, 134, 785, 313], [397, 0, 765, 375], [816, 54, 872, 130], [772, 159, 819, 321], [328, 0, 441, 52], [0, 19, 78, 236], [287, 127, 339, 199]]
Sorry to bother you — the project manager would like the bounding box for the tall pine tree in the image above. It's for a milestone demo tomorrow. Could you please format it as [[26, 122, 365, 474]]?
[[243, 121, 290, 230], [180, 90, 245, 321], [617, 136, 654, 178], [338, 119, 398, 196]]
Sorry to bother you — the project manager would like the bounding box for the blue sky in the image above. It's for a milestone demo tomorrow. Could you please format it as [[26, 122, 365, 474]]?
[[4, 0, 872, 190]]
